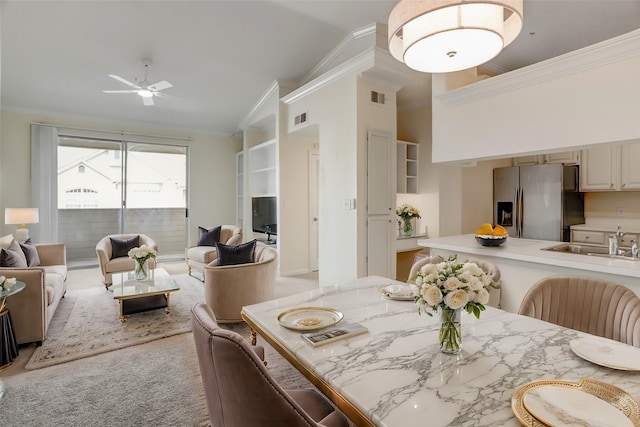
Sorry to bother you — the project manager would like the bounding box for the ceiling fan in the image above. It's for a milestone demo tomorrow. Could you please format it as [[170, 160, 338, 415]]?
[[102, 59, 172, 106]]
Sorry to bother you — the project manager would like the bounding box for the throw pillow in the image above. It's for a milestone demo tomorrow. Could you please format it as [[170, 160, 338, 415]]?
[[0, 238, 28, 268], [197, 225, 221, 247], [216, 239, 257, 266], [20, 240, 41, 267], [0, 234, 13, 250], [110, 235, 140, 259]]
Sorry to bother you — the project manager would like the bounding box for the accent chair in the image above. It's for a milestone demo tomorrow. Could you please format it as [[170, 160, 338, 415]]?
[[95, 233, 157, 288], [185, 225, 242, 280]]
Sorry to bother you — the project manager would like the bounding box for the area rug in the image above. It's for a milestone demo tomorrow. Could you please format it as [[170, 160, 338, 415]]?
[[25, 274, 205, 370]]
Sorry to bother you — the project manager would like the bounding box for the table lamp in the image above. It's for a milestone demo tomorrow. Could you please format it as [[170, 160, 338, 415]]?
[[5, 208, 39, 243]]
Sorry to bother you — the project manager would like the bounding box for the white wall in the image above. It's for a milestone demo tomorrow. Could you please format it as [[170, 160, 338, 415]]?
[[286, 75, 359, 285], [432, 38, 640, 163], [0, 110, 241, 247], [397, 105, 512, 238]]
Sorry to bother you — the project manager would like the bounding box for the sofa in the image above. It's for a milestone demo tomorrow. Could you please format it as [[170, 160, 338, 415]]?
[[2, 243, 67, 346], [185, 225, 242, 279]]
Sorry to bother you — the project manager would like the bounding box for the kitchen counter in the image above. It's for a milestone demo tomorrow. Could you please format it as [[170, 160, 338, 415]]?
[[418, 234, 640, 313]]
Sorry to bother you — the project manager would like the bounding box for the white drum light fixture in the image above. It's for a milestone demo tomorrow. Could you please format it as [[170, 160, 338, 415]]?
[[388, 0, 523, 73]]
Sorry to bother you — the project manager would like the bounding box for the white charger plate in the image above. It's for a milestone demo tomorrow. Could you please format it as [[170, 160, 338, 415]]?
[[277, 307, 343, 331], [570, 337, 640, 370]]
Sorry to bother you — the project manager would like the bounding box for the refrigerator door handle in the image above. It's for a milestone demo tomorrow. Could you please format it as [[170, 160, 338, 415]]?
[[514, 186, 520, 237], [518, 186, 524, 238]]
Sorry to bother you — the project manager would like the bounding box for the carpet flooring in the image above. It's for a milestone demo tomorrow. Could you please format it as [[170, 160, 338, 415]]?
[[26, 274, 205, 370]]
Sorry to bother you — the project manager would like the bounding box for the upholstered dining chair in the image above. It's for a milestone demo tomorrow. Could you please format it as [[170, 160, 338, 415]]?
[[465, 258, 502, 309], [95, 233, 157, 288], [185, 225, 242, 280], [407, 254, 443, 285], [518, 276, 640, 347], [190, 303, 350, 427], [203, 241, 277, 322]]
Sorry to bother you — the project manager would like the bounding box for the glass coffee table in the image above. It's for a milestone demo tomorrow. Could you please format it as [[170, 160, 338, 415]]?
[[112, 267, 180, 323]]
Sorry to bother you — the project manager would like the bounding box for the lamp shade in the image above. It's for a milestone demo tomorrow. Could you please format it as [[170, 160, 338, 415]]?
[[5, 208, 40, 225], [388, 0, 523, 73]]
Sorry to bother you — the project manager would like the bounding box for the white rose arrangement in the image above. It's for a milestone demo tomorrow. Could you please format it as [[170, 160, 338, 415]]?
[[0, 275, 17, 291], [414, 255, 497, 317], [414, 255, 498, 353], [128, 245, 157, 279]]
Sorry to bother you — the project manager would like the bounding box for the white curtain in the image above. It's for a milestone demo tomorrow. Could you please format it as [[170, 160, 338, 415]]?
[[31, 124, 58, 242]]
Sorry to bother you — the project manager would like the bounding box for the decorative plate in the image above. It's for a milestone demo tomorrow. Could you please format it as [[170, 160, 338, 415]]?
[[381, 284, 418, 301], [570, 337, 640, 370], [277, 307, 344, 331], [512, 378, 640, 427]]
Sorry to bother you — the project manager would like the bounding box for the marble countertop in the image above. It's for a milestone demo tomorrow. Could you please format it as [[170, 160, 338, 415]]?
[[242, 276, 640, 427], [417, 234, 640, 279]]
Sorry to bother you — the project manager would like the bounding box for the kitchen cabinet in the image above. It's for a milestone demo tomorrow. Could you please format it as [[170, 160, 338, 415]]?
[[512, 151, 579, 166], [580, 142, 640, 191], [396, 140, 418, 193], [571, 226, 638, 248], [621, 143, 640, 190]]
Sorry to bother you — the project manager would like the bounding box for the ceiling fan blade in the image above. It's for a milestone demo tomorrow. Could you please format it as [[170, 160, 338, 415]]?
[[143, 96, 155, 106], [108, 74, 141, 89], [148, 80, 172, 91], [102, 90, 138, 94]]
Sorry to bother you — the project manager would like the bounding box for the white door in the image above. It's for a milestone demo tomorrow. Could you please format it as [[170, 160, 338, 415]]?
[[366, 131, 394, 278], [309, 151, 319, 271]]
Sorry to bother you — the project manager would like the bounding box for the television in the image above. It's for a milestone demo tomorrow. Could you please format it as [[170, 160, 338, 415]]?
[[251, 196, 277, 242]]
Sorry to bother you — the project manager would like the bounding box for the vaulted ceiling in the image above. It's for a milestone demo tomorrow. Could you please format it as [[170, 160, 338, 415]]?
[[1, 1, 638, 135]]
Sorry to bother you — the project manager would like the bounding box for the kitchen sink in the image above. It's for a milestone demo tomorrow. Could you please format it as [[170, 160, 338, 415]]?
[[541, 243, 640, 260]]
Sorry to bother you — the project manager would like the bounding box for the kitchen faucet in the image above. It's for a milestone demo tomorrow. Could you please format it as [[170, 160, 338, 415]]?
[[609, 226, 625, 256], [631, 239, 639, 259]]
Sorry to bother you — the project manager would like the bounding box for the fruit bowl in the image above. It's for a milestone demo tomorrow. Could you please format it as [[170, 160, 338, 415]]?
[[475, 235, 507, 247]]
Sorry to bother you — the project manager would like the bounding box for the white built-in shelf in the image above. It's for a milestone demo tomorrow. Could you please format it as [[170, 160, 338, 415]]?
[[249, 139, 277, 197], [397, 140, 419, 194]]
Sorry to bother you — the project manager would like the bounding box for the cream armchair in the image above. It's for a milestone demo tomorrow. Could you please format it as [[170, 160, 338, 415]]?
[[185, 225, 242, 279], [96, 233, 158, 288], [203, 242, 277, 323]]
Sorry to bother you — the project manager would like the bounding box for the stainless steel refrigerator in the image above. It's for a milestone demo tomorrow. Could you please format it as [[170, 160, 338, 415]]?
[[493, 164, 584, 241]]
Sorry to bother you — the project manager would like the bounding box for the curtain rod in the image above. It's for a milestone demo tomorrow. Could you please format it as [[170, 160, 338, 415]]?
[[31, 122, 192, 142]]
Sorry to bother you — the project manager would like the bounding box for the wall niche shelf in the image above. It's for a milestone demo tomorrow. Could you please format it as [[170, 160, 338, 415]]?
[[397, 140, 418, 194]]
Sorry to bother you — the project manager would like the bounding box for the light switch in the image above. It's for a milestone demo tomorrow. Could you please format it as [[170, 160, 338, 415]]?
[[343, 199, 351, 210]]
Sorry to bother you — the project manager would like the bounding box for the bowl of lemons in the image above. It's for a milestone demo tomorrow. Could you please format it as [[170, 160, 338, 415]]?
[[474, 223, 508, 246]]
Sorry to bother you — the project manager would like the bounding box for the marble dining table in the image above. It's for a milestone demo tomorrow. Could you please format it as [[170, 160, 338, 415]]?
[[241, 276, 640, 427]]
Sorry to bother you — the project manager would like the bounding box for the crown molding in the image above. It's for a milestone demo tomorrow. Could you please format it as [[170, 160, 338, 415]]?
[[437, 29, 640, 106], [301, 23, 379, 85], [282, 49, 376, 105], [238, 80, 281, 130]]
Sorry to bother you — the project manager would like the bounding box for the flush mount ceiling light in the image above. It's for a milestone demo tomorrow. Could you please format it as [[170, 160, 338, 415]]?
[[388, 0, 523, 73]]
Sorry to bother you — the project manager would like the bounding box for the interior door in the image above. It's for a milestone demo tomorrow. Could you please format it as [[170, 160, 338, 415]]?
[[309, 151, 319, 272]]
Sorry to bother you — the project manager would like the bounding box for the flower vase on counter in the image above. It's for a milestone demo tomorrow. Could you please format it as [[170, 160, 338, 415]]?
[[402, 217, 414, 237], [396, 204, 420, 238]]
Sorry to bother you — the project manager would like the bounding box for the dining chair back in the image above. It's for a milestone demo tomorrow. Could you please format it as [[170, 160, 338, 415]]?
[[518, 276, 640, 347], [190, 303, 349, 427]]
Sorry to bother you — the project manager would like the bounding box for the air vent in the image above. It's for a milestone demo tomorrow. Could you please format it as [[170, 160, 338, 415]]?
[[370, 91, 386, 105], [294, 112, 308, 125]]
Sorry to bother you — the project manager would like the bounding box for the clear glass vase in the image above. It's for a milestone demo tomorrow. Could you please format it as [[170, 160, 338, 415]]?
[[401, 217, 414, 236], [134, 258, 149, 280], [439, 307, 462, 354]]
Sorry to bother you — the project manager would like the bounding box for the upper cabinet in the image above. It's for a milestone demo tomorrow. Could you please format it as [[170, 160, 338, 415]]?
[[397, 140, 419, 194], [580, 142, 640, 191], [248, 139, 276, 196], [513, 151, 579, 166]]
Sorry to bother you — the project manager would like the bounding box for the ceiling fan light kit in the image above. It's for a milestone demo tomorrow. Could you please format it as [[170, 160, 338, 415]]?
[[102, 59, 173, 106], [388, 0, 523, 73]]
